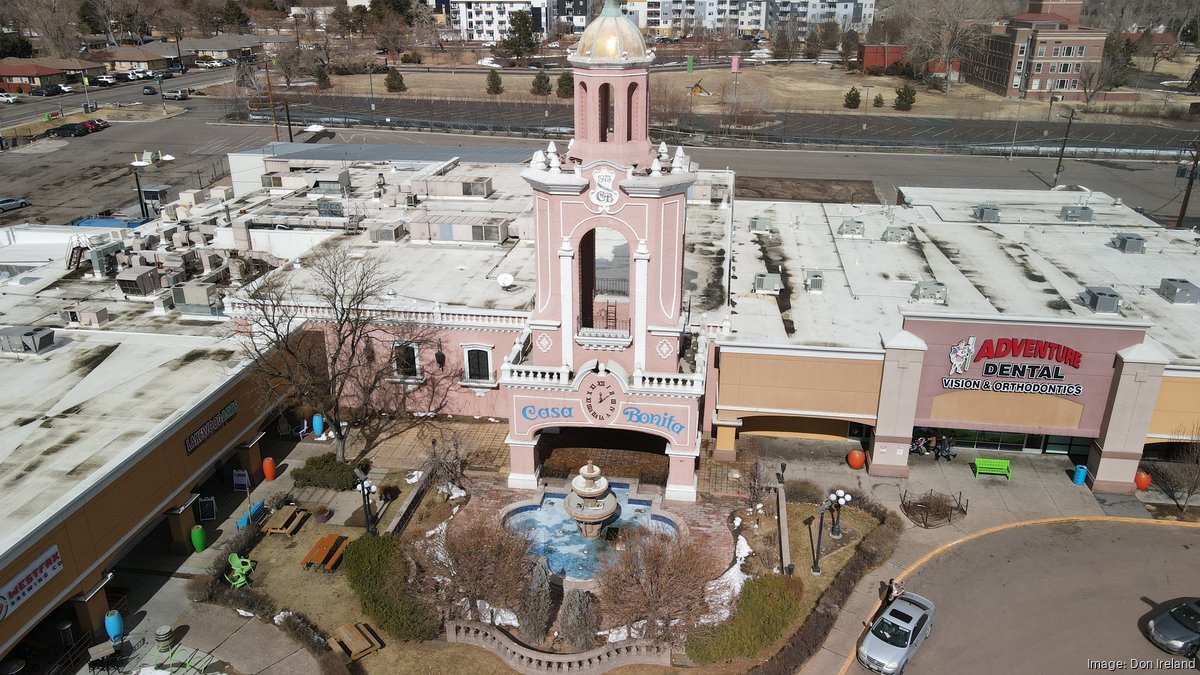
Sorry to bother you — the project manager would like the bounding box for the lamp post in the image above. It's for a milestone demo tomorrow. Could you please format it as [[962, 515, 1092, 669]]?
[[811, 499, 832, 575], [829, 489, 852, 539], [355, 469, 379, 535], [1051, 108, 1082, 189], [130, 160, 150, 219]]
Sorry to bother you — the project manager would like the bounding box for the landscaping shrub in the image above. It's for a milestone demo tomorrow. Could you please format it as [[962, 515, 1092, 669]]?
[[316, 650, 351, 675], [278, 611, 328, 654], [556, 71, 574, 98], [531, 71, 553, 96], [519, 563, 553, 644], [686, 575, 803, 664], [866, 65, 884, 76], [267, 491, 294, 510], [894, 84, 917, 111], [560, 590, 598, 651], [385, 68, 407, 93], [486, 70, 503, 95], [843, 86, 861, 109], [884, 62, 900, 76], [784, 479, 824, 504], [400, 52, 423, 64], [211, 586, 277, 617], [873, 93, 885, 107], [292, 453, 369, 490], [344, 534, 438, 641]]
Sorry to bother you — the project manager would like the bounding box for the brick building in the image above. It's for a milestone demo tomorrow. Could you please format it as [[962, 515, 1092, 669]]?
[[962, 0, 1110, 102]]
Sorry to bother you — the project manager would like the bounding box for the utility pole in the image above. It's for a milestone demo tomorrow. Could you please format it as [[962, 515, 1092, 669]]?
[[263, 59, 280, 142], [1051, 108, 1081, 189], [1177, 139, 1200, 229], [283, 101, 294, 142]]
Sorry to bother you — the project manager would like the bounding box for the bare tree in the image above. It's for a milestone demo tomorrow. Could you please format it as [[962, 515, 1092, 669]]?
[[1135, 29, 1177, 73], [236, 244, 460, 462], [371, 9, 409, 64], [273, 42, 311, 86], [744, 458, 770, 517], [442, 517, 532, 623], [10, 0, 79, 58], [816, 20, 841, 51], [1144, 425, 1200, 513], [894, 0, 996, 94], [772, 15, 804, 63], [596, 528, 726, 645]]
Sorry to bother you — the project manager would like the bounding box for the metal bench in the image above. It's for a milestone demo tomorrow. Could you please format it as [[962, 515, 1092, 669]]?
[[972, 458, 1012, 479]]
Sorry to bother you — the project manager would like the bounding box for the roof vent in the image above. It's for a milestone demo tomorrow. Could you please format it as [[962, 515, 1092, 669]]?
[[753, 272, 784, 295], [1158, 278, 1200, 304], [1083, 286, 1122, 313], [368, 222, 405, 243], [911, 281, 947, 304], [972, 203, 1000, 222], [1060, 205, 1094, 222], [749, 216, 773, 234], [804, 270, 824, 293], [1112, 232, 1146, 254], [837, 218, 865, 238], [882, 226, 913, 243]]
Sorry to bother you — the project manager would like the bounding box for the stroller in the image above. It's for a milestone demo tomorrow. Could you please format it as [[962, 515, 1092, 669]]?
[[933, 435, 957, 461], [909, 437, 930, 456]]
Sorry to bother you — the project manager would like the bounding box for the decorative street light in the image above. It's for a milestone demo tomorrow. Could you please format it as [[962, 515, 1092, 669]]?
[[810, 499, 832, 575], [829, 489, 852, 539], [355, 476, 379, 535]]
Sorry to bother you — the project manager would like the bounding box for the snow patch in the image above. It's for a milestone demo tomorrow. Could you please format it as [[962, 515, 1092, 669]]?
[[732, 516, 742, 529], [700, 535, 754, 624], [438, 482, 466, 500], [405, 470, 424, 484], [458, 598, 519, 626], [236, 609, 255, 618]]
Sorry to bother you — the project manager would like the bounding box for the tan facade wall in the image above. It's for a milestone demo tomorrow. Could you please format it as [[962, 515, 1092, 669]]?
[[0, 371, 267, 657], [737, 415, 850, 441], [1147, 375, 1200, 440], [929, 390, 1085, 430], [717, 352, 882, 420]]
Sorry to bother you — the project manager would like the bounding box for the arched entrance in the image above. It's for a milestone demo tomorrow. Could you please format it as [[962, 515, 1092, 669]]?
[[536, 427, 673, 488]]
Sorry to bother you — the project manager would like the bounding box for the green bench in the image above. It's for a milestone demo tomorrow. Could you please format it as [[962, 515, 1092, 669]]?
[[972, 458, 1012, 479]]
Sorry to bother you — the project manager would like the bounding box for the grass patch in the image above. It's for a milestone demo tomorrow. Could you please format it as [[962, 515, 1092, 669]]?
[[686, 576, 804, 663]]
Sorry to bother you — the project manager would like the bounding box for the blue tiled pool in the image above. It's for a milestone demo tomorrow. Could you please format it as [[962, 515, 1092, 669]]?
[[505, 485, 676, 581]]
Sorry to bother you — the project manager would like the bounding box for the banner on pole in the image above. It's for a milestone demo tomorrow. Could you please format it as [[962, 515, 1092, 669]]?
[[686, 56, 693, 73], [731, 56, 740, 73]]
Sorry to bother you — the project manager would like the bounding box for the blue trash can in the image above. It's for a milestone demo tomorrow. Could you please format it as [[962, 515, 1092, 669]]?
[[1073, 465, 1088, 485], [312, 414, 324, 437]]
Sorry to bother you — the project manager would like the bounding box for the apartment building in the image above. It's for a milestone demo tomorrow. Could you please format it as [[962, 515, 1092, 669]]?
[[453, 0, 556, 41], [631, 0, 873, 38]]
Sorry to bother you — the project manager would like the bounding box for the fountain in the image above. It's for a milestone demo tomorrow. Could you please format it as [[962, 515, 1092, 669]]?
[[563, 461, 619, 539]]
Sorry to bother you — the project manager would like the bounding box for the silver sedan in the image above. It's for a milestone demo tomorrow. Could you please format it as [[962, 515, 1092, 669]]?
[[857, 591, 935, 674]]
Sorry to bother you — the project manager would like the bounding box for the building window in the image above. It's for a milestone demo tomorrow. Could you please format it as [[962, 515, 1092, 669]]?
[[1037, 44, 1045, 57], [1034, 62, 1043, 73], [465, 347, 491, 381], [1062, 46, 1073, 57], [1031, 79, 1040, 90], [1057, 79, 1068, 90], [393, 343, 420, 379], [471, 224, 501, 241], [1076, 46, 1085, 57], [1015, 60, 1024, 71], [1012, 75, 1021, 88], [1051, 46, 1060, 57], [1070, 79, 1079, 89], [1017, 44, 1026, 56], [1074, 62, 1081, 73]]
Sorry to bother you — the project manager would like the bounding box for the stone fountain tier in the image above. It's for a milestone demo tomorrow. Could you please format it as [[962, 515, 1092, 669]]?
[[563, 461, 619, 540]]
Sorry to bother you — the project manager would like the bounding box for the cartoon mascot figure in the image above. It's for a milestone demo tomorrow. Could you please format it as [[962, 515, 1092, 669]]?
[[948, 336, 976, 375]]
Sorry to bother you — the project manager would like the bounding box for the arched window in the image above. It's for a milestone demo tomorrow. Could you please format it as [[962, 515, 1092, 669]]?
[[598, 83, 613, 142], [626, 82, 638, 141], [464, 347, 492, 382], [578, 81, 588, 140]]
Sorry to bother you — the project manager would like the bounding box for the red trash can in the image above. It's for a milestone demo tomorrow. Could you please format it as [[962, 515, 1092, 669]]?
[[263, 456, 277, 481]]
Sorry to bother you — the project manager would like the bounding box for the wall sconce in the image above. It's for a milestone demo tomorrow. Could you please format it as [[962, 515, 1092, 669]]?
[[435, 341, 446, 370]]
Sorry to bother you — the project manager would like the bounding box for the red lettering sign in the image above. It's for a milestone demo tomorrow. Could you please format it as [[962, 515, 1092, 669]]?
[[972, 338, 1082, 369]]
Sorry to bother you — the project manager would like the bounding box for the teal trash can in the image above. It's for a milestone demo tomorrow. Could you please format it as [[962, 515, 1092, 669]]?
[[312, 414, 324, 436], [1073, 465, 1088, 485]]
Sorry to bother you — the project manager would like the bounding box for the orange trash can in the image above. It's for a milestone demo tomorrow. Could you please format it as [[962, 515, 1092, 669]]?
[[263, 456, 277, 481]]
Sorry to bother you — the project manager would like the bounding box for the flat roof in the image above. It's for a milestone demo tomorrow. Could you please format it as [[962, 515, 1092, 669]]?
[[238, 142, 535, 165], [721, 188, 1200, 363]]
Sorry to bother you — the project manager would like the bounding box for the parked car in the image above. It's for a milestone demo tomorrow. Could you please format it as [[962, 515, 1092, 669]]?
[[1143, 600, 1200, 657], [167, 64, 187, 73], [28, 87, 59, 96], [81, 120, 105, 132], [196, 60, 220, 68], [89, 78, 112, 87], [95, 75, 118, 85], [55, 83, 75, 93], [142, 85, 158, 95], [0, 93, 18, 103], [163, 88, 188, 100], [0, 197, 29, 212], [153, 69, 173, 79], [857, 592, 934, 674], [87, 118, 110, 129], [48, 123, 88, 137], [114, 72, 134, 82]]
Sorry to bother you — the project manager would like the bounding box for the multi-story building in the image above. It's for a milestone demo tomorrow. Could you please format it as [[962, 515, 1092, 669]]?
[[962, 0, 1111, 102], [453, 0, 557, 42], [587, 0, 873, 39]]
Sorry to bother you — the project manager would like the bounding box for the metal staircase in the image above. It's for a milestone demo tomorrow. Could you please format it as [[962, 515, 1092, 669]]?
[[65, 234, 90, 270]]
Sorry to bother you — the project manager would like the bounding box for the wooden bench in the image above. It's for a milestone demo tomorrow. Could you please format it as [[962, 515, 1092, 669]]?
[[301, 533, 339, 570], [331, 622, 383, 661], [324, 537, 350, 573], [972, 458, 1012, 479], [236, 500, 267, 531], [263, 505, 304, 536]]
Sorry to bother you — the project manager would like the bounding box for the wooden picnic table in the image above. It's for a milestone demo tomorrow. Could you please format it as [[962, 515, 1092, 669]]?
[[263, 505, 303, 536], [331, 622, 383, 661], [301, 533, 339, 570]]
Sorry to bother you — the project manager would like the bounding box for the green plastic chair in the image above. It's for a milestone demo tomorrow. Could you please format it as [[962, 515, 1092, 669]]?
[[228, 553, 255, 575], [224, 572, 249, 589]]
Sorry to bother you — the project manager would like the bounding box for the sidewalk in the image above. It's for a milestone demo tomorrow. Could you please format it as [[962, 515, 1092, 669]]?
[[773, 448, 1111, 675]]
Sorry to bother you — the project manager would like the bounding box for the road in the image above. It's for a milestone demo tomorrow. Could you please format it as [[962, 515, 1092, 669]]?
[[0, 118, 1195, 227], [889, 520, 1200, 674]]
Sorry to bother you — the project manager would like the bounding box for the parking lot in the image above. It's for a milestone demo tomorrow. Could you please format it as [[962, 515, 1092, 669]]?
[[884, 520, 1200, 674]]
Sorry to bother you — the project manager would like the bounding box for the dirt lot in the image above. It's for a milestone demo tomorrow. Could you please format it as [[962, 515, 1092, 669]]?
[[736, 177, 878, 203]]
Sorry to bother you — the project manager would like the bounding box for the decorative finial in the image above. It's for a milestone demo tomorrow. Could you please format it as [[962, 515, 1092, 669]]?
[[658, 141, 668, 159], [547, 140, 558, 154], [549, 153, 562, 174], [650, 158, 662, 176], [532, 149, 547, 170]]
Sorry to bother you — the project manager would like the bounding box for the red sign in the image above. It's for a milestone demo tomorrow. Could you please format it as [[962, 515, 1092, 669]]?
[[0, 546, 63, 622], [972, 338, 1082, 369]]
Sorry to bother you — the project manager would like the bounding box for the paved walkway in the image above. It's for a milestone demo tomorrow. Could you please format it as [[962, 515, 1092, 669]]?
[[164, 603, 321, 675], [367, 418, 511, 472]]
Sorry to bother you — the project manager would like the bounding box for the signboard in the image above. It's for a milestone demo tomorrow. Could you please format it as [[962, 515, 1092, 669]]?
[[198, 496, 217, 522], [0, 546, 64, 622], [232, 469, 250, 492], [588, 168, 620, 212], [512, 391, 694, 446], [943, 335, 1085, 396], [185, 400, 238, 455]]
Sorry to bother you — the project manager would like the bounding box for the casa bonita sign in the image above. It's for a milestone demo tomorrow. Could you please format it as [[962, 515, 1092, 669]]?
[[0, 546, 63, 622], [943, 336, 1084, 396], [514, 395, 690, 443]]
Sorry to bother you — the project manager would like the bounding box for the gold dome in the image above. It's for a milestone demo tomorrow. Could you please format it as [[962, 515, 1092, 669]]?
[[568, 0, 652, 67]]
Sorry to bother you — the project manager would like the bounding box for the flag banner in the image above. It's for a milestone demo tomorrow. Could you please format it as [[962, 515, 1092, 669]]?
[[731, 56, 740, 73], [687, 55, 693, 73]]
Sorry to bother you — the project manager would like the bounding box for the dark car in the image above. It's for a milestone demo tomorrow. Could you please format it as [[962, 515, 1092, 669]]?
[[1144, 600, 1200, 657], [114, 72, 134, 82], [28, 86, 59, 96], [168, 64, 188, 74], [49, 123, 88, 137], [153, 69, 173, 79], [81, 120, 105, 132], [142, 85, 157, 95]]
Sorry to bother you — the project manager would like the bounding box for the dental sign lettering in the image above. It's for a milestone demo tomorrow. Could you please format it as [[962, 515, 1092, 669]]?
[[943, 336, 1084, 396]]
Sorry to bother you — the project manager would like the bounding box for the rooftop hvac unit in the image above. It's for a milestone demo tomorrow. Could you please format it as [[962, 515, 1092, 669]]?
[[753, 272, 784, 295], [369, 223, 406, 243], [172, 282, 221, 316], [58, 305, 109, 327], [162, 267, 187, 288], [1113, 233, 1146, 254], [116, 265, 160, 296], [749, 216, 773, 233], [837, 219, 865, 237], [0, 326, 55, 355], [911, 281, 948, 303], [1060, 205, 1094, 222], [882, 226, 912, 243], [405, 193, 419, 207], [1159, 278, 1200, 304], [972, 203, 1000, 222], [804, 270, 824, 293], [1083, 286, 1122, 313], [316, 200, 345, 218]]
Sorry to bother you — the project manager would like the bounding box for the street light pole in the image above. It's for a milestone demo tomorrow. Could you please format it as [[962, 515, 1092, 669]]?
[[355, 469, 378, 535], [811, 499, 832, 575], [829, 489, 852, 539], [1177, 139, 1200, 229], [1051, 108, 1081, 189], [131, 160, 149, 219]]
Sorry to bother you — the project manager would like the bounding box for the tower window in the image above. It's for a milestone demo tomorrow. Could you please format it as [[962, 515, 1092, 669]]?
[[598, 83, 613, 143]]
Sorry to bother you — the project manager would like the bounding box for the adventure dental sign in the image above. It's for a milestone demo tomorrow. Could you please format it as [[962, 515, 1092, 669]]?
[[944, 336, 1084, 396]]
